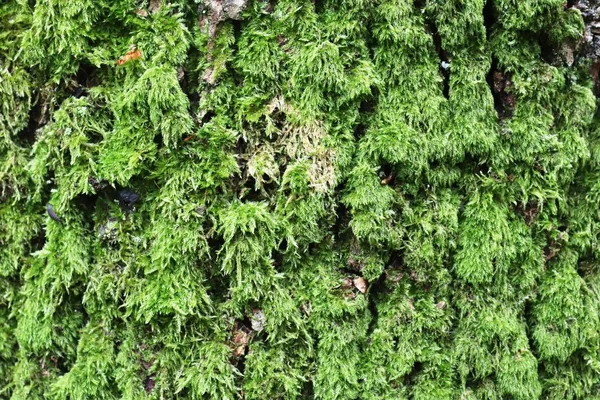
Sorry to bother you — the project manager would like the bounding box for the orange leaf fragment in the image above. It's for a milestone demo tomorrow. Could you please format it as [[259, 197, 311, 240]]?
[[116, 48, 142, 65]]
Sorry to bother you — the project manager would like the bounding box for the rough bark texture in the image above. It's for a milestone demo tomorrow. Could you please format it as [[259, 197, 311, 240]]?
[[2, 0, 600, 399]]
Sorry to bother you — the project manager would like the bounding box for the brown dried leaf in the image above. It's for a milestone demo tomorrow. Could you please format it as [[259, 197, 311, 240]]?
[[341, 277, 353, 289], [232, 323, 250, 357], [353, 277, 368, 294], [380, 173, 393, 185]]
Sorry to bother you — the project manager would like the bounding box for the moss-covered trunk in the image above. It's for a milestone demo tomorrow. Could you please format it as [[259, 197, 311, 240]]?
[[2, 0, 600, 398]]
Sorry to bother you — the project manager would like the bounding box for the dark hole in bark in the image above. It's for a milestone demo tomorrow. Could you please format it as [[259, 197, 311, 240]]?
[[313, 0, 325, 14], [486, 57, 502, 113], [483, 0, 496, 39], [486, 57, 515, 119], [426, 19, 450, 99]]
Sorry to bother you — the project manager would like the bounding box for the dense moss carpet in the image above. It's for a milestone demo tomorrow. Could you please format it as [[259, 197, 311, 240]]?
[[2, 0, 600, 398]]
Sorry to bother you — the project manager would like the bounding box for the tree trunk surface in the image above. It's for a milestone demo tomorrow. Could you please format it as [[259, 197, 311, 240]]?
[[2, 0, 600, 398]]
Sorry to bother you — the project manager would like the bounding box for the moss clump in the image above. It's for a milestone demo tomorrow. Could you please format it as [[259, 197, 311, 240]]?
[[2, 0, 600, 398]]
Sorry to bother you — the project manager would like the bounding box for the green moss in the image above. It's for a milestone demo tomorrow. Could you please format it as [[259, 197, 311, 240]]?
[[1, 0, 600, 398]]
